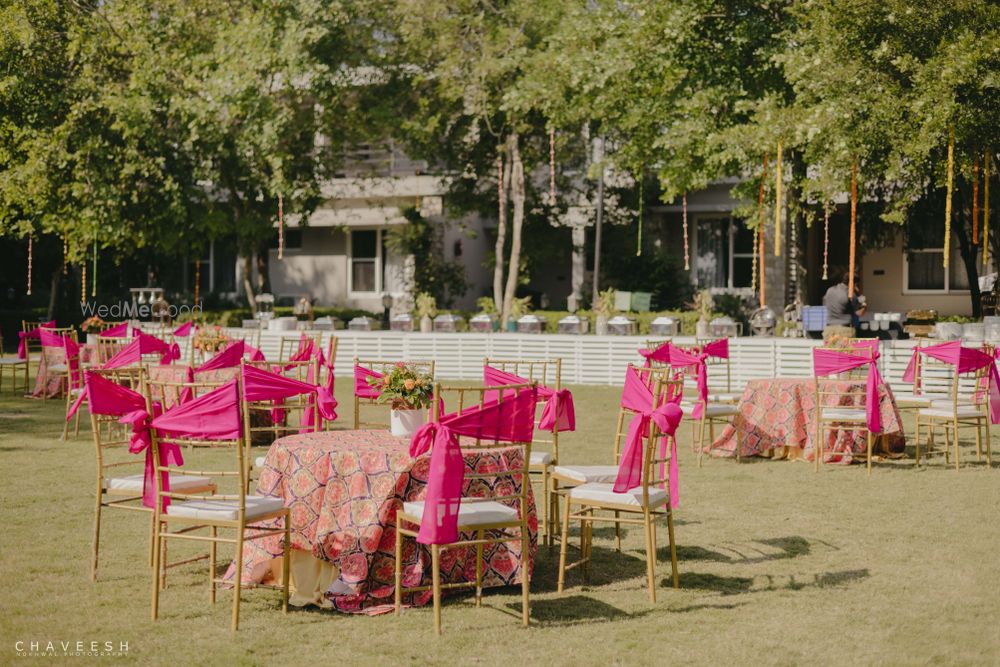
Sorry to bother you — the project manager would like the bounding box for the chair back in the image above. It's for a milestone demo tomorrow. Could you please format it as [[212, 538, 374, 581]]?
[[278, 333, 322, 363], [612, 365, 678, 463], [695, 337, 732, 392], [484, 357, 563, 464], [38, 328, 79, 367], [353, 358, 436, 429], [242, 358, 322, 446], [87, 368, 147, 492], [642, 339, 672, 369], [96, 334, 133, 365], [144, 376, 246, 516], [143, 370, 229, 410], [429, 382, 536, 519], [634, 370, 680, 504]]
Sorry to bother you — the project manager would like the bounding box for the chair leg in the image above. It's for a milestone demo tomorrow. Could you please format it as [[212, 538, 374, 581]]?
[[521, 521, 530, 628], [209, 526, 217, 604], [914, 416, 922, 466], [150, 519, 162, 621], [540, 467, 550, 547], [549, 481, 560, 549], [986, 420, 992, 467], [475, 529, 484, 608], [643, 510, 656, 603], [91, 494, 102, 582], [282, 515, 290, 614], [557, 499, 571, 593], [866, 431, 873, 477], [231, 525, 244, 632], [953, 419, 961, 470], [614, 511, 621, 552], [394, 522, 403, 616], [431, 544, 442, 636], [666, 508, 679, 589], [975, 419, 983, 462], [697, 416, 707, 468]]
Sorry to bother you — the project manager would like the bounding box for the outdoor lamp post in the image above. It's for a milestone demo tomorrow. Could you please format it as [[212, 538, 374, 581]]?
[[382, 293, 393, 330]]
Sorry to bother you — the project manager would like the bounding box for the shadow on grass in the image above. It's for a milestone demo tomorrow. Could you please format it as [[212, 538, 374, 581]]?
[[531, 544, 650, 593], [673, 568, 869, 596], [663, 535, 817, 564], [510, 595, 654, 626]]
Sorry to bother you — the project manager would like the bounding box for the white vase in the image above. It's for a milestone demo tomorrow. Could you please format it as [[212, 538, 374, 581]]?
[[420, 315, 433, 333], [391, 408, 426, 438]]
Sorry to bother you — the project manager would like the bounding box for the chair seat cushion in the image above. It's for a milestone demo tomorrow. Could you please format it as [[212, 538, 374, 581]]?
[[530, 451, 553, 466], [929, 398, 976, 409], [710, 391, 743, 403], [680, 402, 739, 418], [0, 357, 26, 365], [401, 499, 518, 527], [821, 407, 868, 421], [918, 406, 985, 419], [48, 363, 69, 373], [552, 465, 620, 484], [165, 495, 285, 521], [891, 392, 933, 407], [104, 473, 213, 493], [569, 482, 668, 508]]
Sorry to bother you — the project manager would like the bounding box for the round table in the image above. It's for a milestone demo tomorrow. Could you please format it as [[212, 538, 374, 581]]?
[[709, 378, 905, 463], [226, 429, 537, 613]]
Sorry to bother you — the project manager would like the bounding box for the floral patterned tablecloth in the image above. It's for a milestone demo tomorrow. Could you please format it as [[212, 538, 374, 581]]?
[[32, 344, 95, 398], [709, 378, 905, 463], [228, 429, 537, 613]]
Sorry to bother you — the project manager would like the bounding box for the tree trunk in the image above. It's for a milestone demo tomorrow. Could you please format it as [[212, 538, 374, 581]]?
[[242, 254, 257, 314], [255, 241, 271, 294], [493, 149, 509, 315], [501, 133, 525, 327], [954, 183, 981, 317], [46, 264, 62, 321]]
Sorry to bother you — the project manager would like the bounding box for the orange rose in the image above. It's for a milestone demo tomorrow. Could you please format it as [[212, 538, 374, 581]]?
[[404, 379, 416, 391]]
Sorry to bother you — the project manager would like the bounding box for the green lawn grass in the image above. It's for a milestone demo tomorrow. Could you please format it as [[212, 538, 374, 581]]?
[[0, 377, 998, 666]]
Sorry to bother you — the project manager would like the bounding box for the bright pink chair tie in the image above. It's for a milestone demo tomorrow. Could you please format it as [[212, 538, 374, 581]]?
[[901, 341, 1000, 423], [17, 320, 55, 359], [638, 340, 671, 367], [612, 366, 684, 508], [101, 322, 132, 337], [408, 387, 538, 545], [242, 364, 337, 424], [102, 332, 180, 369], [482, 365, 576, 432], [664, 340, 729, 420], [813, 348, 883, 433], [354, 364, 383, 399], [173, 321, 195, 337], [196, 340, 265, 372]]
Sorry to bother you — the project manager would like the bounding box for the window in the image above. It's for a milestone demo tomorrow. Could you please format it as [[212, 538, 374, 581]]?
[[693, 216, 753, 290], [349, 229, 381, 294], [904, 238, 978, 293], [269, 229, 302, 250]]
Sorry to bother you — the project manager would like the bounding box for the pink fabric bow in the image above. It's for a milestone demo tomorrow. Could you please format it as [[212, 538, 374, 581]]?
[[664, 344, 708, 419], [408, 387, 538, 545], [901, 341, 1000, 424], [612, 366, 684, 508], [241, 364, 337, 425], [125, 380, 243, 511], [102, 322, 131, 337], [482, 365, 576, 432], [17, 320, 55, 359], [196, 340, 265, 372], [813, 347, 883, 433], [173, 321, 195, 337], [102, 332, 181, 369], [355, 364, 383, 399], [638, 340, 672, 367]]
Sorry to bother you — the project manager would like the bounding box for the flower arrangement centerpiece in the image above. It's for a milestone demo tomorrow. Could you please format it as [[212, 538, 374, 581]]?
[[193, 325, 231, 353], [690, 289, 714, 338], [415, 292, 437, 333], [368, 362, 434, 437], [593, 288, 616, 335], [81, 316, 106, 334], [824, 333, 854, 352]]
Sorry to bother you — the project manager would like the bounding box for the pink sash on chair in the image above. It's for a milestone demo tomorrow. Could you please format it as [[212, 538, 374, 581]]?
[[17, 320, 55, 359], [813, 348, 883, 433], [102, 332, 181, 369], [901, 341, 1000, 423], [408, 386, 538, 545], [612, 366, 684, 508], [173, 321, 196, 337], [102, 322, 132, 337], [39, 329, 81, 389], [354, 365, 384, 399], [196, 340, 265, 372], [638, 340, 672, 367], [482, 365, 576, 432], [242, 364, 337, 424], [664, 340, 729, 420]]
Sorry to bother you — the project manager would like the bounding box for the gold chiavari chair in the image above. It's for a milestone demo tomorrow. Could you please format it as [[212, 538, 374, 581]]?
[[484, 357, 564, 547], [354, 358, 436, 429], [96, 333, 134, 366], [0, 330, 29, 395], [557, 369, 682, 602], [668, 341, 737, 467], [915, 356, 992, 469], [643, 339, 672, 369], [394, 382, 535, 635], [147, 373, 290, 632], [88, 367, 216, 581], [553, 365, 672, 553], [42, 328, 86, 440], [694, 336, 741, 403], [813, 355, 877, 476], [277, 333, 322, 363], [243, 358, 321, 490]]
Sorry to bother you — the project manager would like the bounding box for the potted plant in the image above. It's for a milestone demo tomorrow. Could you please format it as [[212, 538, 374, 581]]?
[[507, 296, 532, 332], [593, 288, 616, 336], [691, 289, 714, 338], [368, 362, 435, 437], [81, 317, 106, 345], [415, 292, 437, 333]]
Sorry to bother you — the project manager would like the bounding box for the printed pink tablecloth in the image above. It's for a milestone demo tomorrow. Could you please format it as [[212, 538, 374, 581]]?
[[710, 378, 905, 463], [227, 429, 537, 614], [32, 344, 95, 398]]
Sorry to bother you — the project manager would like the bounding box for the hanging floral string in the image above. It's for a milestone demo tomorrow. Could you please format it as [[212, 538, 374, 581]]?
[[92, 238, 97, 297], [26, 233, 33, 296], [277, 193, 285, 260], [822, 206, 830, 281], [62, 233, 68, 275], [757, 152, 768, 307], [81, 259, 86, 303], [985, 154, 992, 269], [973, 156, 980, 245], [849, 160, 858, 297], [635, 177, 643, 257], [751, 227, 758, 296], [682, 191, 690, 271], [548, 128, 556, 205], [774, 141, 783, 257], [944, 128, 954, 269]]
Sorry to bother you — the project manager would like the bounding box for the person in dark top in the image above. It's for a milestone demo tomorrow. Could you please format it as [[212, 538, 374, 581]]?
[[823, 272, 867, 334]]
